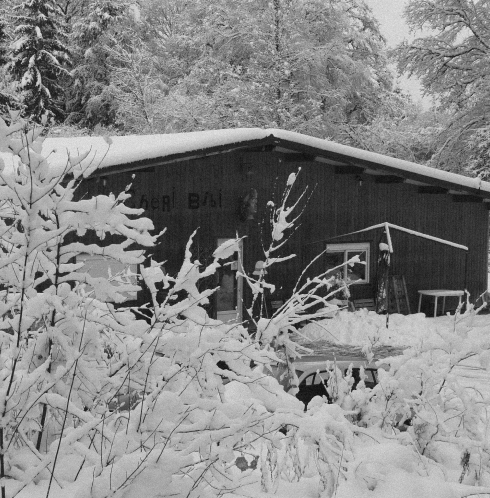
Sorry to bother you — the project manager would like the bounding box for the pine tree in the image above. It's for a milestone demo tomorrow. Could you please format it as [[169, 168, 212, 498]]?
[[66, 0, 126, 127], [0, 5, 21, 117], [8, 0, 71, 123], [0, 12, 8, 66]]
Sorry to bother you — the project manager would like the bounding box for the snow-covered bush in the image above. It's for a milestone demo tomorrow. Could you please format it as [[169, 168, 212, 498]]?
[[0, 113, 309, 498], [0, 111, 159, 496], [350, 304, 490, 488], [3, 114, 490, 498], [241, 169, 352, 397]]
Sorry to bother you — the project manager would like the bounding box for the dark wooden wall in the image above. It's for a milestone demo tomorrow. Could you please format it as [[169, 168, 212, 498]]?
[[79, 149, 489, 316]]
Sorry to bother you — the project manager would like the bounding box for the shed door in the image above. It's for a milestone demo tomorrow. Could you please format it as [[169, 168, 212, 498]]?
[[216, 238, 243, 323]]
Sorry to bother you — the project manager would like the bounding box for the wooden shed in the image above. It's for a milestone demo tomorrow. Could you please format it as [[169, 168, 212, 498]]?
[[43, 129, 490, 319]]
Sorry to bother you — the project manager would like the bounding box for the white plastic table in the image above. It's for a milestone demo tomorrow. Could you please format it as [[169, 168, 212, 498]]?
[[417, 290, 464, 317]]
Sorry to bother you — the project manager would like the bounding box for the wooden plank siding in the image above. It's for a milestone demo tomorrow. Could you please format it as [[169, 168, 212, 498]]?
[[77, 150, 489, 316]]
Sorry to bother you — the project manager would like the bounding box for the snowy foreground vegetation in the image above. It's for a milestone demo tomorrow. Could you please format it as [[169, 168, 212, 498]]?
[[2, 115, 490, 498]]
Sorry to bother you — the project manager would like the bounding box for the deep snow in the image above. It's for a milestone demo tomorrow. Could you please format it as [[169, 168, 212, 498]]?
[[12, 309, 490, 498]]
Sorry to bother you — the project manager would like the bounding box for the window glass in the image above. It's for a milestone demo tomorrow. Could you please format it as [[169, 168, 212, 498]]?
[[366, 369, 376, 384], [300, 373, 315, 386], [315, 371, 330, 384], [216, 266, 235, 312], [326, 242, 370, 284], [346, 250, 366, 282], [325, 251, 344, 279], [77, 254, 137, 301]]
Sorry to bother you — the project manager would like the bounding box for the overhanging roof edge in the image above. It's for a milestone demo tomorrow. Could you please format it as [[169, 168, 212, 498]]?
[[266, 134, 490, 199], [89, 135, 280, 176], [38, 128, 490, 198]]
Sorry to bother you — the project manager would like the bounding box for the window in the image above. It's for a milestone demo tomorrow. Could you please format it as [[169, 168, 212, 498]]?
[[326, 242, 370, 284], [77, 254, 138, 301]]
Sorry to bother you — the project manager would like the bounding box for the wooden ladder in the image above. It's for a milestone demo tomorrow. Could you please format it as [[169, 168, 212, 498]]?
[[349, 275, 411, 314], [389, 275, 411, 314]]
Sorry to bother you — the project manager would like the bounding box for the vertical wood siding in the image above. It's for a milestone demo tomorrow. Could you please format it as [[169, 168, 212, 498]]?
[[78, 151, 489, 315]]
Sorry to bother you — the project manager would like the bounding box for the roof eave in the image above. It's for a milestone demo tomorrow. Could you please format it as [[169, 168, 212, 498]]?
[[88, 131, 490, 200], [267, 137, 490, 200], [91, 135, 280, 177]]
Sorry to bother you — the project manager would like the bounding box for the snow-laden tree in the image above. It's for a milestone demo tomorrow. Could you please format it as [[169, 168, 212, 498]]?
[[0, 113, 326, 498], [55, 0, 92, 24], [109, 0, 397, 137], [8, 0, 71, 123], [342, 98, 444, 164], [397, 0, 490, 175], [0, 4, 21, 118], [3, 114, 490, 498], [361, 303, 490, 487], [0, 10, 8, 66], [66, 0, 127, 127], [0, 110, 159, 494]]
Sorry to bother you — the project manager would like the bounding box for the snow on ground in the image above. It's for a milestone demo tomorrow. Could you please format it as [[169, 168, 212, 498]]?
[[199, 310, 490, 498], [299, 308, 490, 395], [299, 309, 490, 348], [12, 310, 490, 498]]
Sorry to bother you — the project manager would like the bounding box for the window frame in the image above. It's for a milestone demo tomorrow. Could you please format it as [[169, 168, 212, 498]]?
[[325, 242, 370, 284]]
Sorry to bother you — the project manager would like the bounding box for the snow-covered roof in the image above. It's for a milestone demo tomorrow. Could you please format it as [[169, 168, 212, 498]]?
[[15, 128, 490, 198], [42, 129, 269, 170]]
